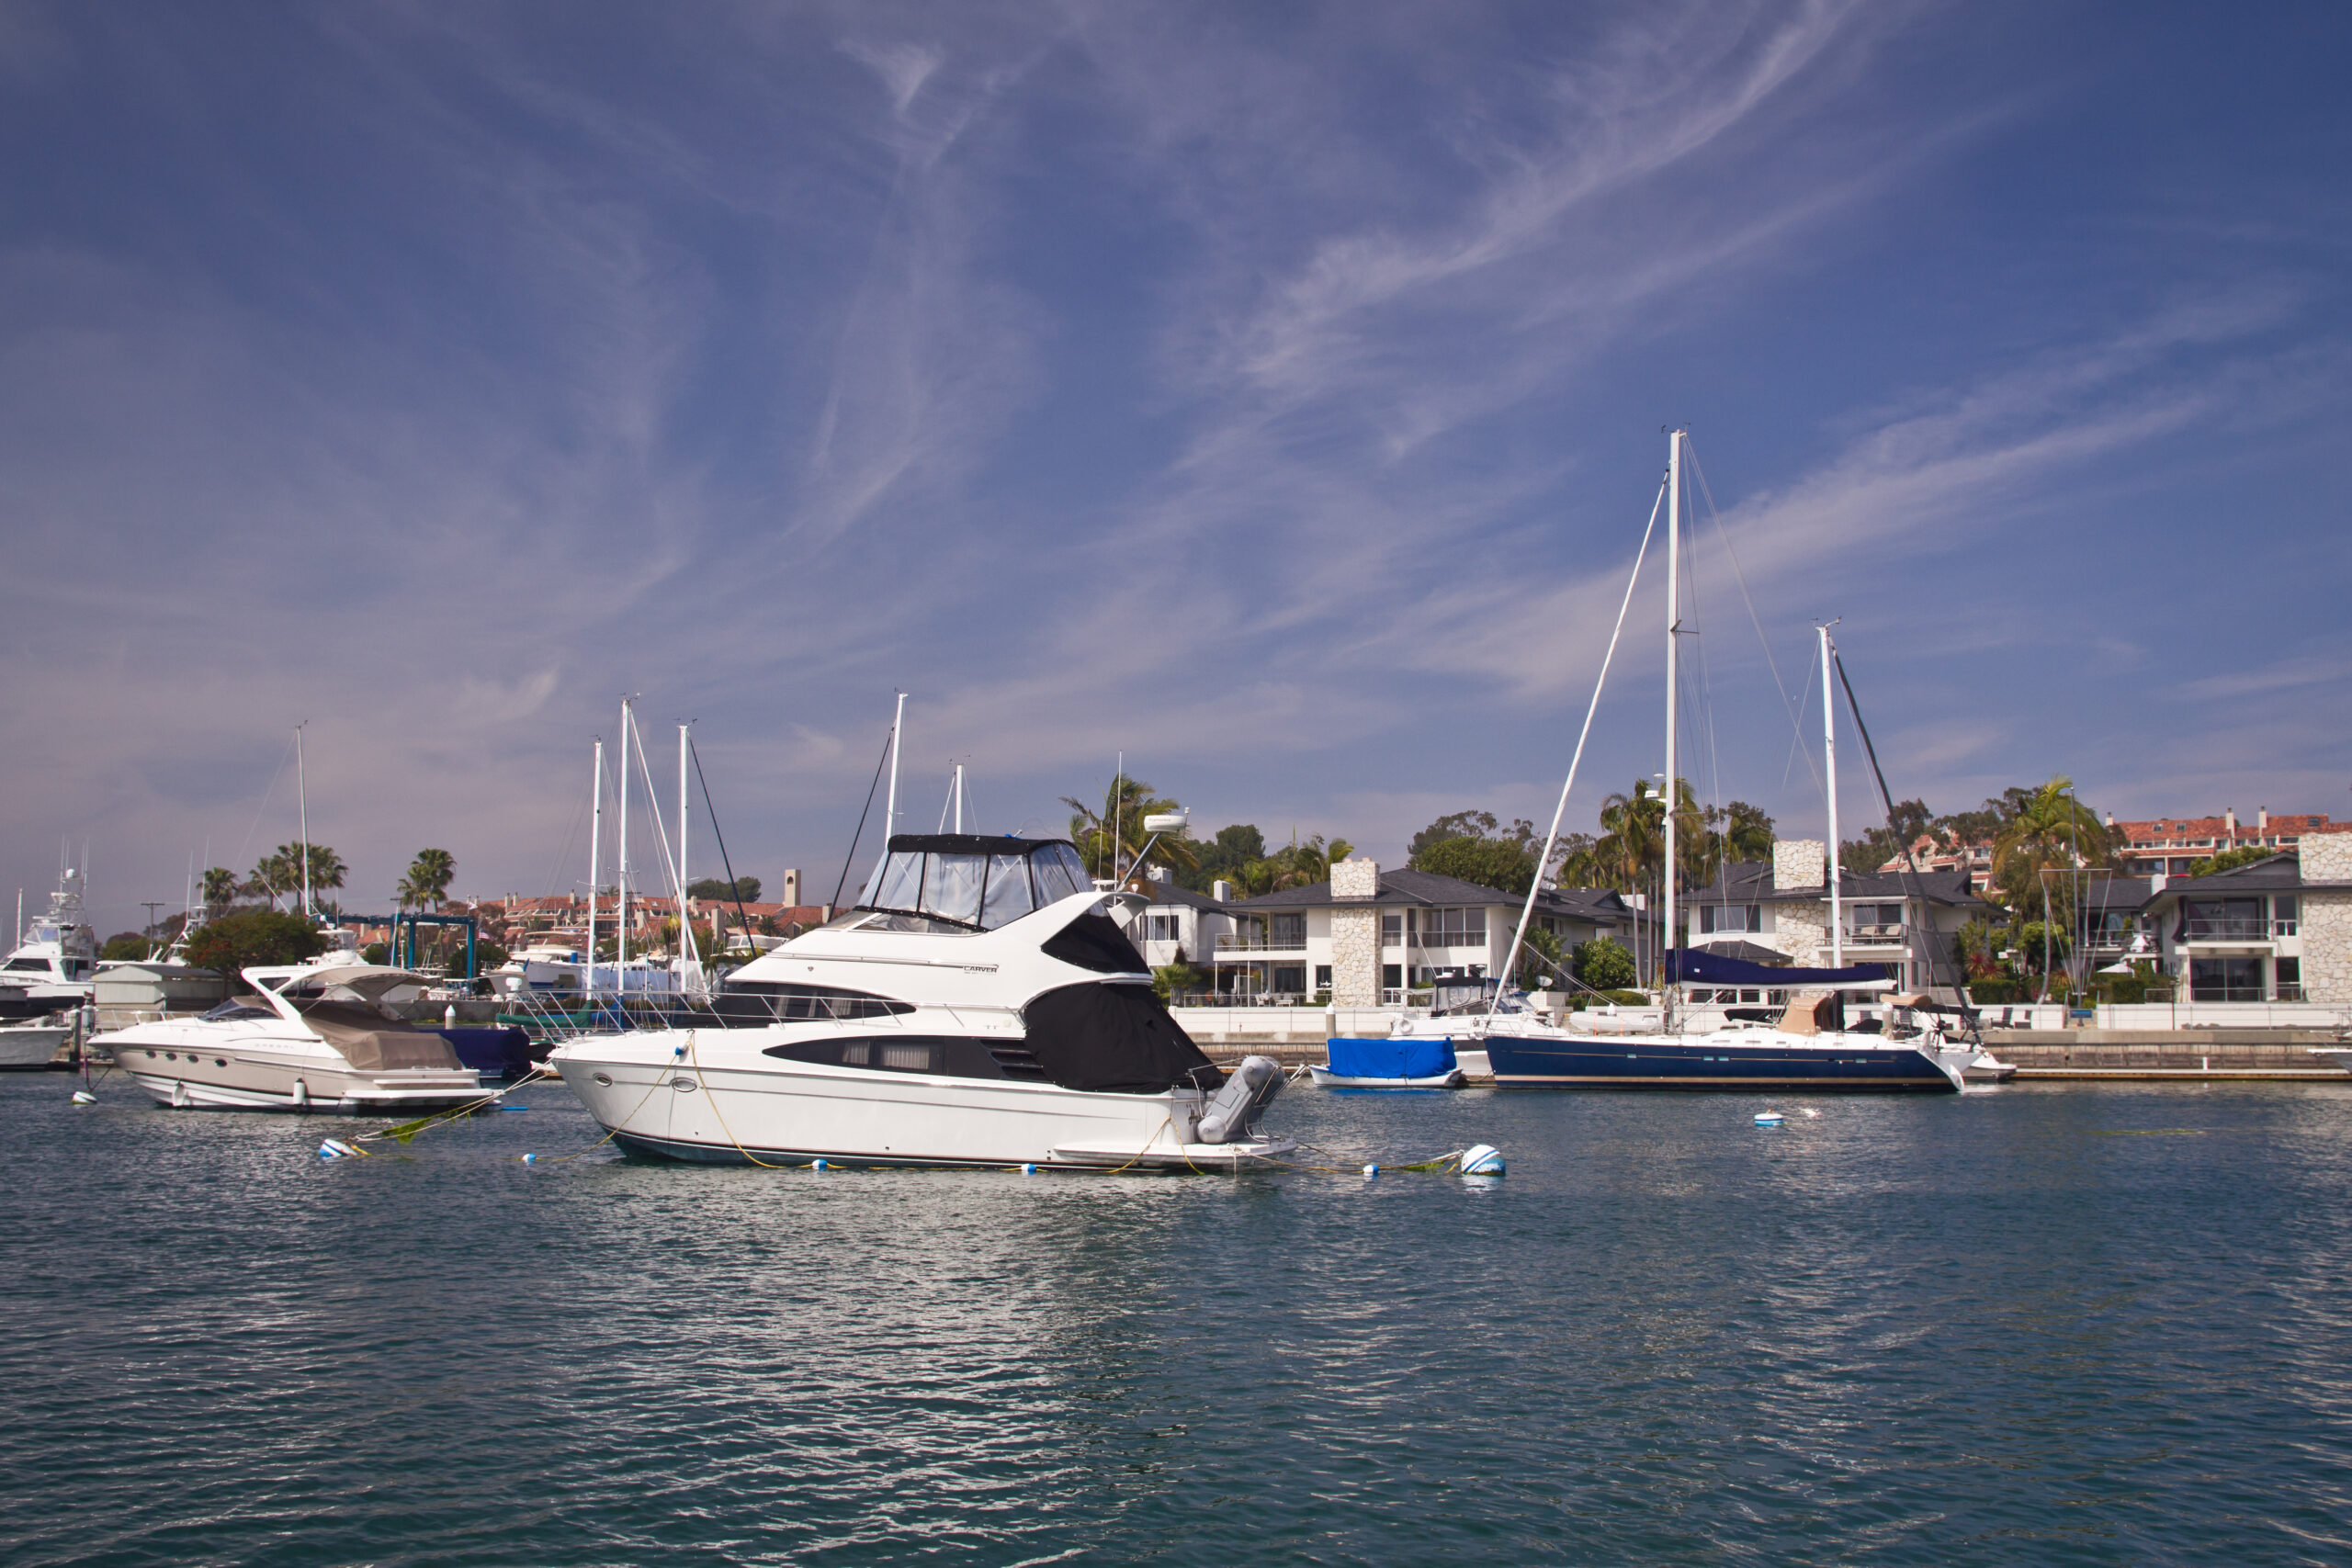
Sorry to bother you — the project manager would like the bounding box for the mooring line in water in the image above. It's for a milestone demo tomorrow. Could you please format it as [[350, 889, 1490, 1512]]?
[[357, 1068, 551, 1148]]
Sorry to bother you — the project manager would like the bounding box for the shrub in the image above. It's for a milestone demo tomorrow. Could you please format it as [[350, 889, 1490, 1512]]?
[[1967, 976, 2019, 1004], [1573, 936, 1637, 991]]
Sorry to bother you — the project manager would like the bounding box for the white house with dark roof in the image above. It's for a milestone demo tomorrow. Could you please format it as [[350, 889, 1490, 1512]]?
[[1216, 858, 1632, 1006], [2138, 831, 2352, 1004], [1684, 839, 1983, 992]]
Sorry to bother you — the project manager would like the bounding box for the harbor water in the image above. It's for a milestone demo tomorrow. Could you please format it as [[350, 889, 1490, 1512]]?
[[6, 1073, 2352, 1563]]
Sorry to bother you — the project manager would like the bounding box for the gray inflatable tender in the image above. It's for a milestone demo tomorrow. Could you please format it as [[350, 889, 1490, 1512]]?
[[1195, 1054, 1283, 1144]]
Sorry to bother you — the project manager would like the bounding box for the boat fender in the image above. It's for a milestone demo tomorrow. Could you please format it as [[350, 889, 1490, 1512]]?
[[318, 1138, 361, 1160], [812, 1158, 830, 1171], [291, 1077, 308, 1110], [1021, 1163, 1038, 1175], [1459, 1144, 1506, 1177], [1196, 1055, 1283, 1144]]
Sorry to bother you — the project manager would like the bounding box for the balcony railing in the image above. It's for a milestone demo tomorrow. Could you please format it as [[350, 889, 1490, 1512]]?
[[1380, 934, 1489, 950], [1843, 922, 1905, 943], [1215, 933, 1306, 953], [2182, 919, 2273, 942]]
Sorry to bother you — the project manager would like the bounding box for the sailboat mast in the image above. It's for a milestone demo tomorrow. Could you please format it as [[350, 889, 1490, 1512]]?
[[1820, 626, 1842, 969], [884, 693, 906, 845], [953, 762, 965, 833], [618, 697, 632, 978], [1663, 430, 1681, 1005], [678, 722, 699, 981], [587, 738, 603, 996], [295, 723, 311, 920]]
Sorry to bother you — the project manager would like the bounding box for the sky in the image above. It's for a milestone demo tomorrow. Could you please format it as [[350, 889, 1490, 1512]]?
[[3, 0, 2349, 937]]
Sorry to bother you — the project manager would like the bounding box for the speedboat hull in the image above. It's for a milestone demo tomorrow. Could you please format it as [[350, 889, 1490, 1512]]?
[[0, 1021, 70, 1069], [1486, 1031, 1961, 1092], [1307, 1066, 1464, 1089], [554, 1035, 1294, 1171], [102, 1036, 486, 1112]]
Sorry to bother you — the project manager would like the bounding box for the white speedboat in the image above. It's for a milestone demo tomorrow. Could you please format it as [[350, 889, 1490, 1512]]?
[[549, 834, 1293, 1171], [0, 1014, 72, 1069], [97, 964, 488, 1112], [0, 869, 99, 1021]]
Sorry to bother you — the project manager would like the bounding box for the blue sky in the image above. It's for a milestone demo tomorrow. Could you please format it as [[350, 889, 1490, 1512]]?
[[4, 1, 2348, 934]]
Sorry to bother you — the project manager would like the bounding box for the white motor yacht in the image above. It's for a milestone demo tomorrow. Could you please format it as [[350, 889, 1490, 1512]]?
[[549, 834, 1292, 1171], [98, 964, 488, 1112], [0, 1014, 74, 1069], [1, 869, 99, 1021]]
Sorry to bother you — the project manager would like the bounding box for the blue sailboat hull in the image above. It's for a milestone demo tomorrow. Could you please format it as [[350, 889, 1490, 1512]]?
[[1486, 1034, 1957, 1092]]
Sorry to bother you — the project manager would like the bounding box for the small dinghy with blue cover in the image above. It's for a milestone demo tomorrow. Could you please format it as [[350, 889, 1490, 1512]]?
[[1311, 1034, 1464, 1089]]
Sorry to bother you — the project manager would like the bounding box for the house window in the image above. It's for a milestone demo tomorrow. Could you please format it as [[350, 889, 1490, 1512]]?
[[2191, 957, 2264, 1002], [1382, 964, 1402, 989], [1381, 913, 1404, 946], [1699, 905, 1759, 934], [1272, 965, 1306, 995], [1146, 914, 1182, 943], [1315, 964, 1332, 989], [1421, 908, 1486, 947], [1270, 914, 1306, 948], [2273, 897, 2299, 935]]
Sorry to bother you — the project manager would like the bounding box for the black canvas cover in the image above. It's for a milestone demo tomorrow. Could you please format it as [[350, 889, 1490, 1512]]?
[[1665, 949, 1893, 987], [1020, 982, 1223, 1093], [1041, 914, 1148, 975]]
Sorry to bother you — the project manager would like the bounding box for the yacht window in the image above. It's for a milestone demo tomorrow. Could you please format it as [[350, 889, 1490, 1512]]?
[[842, 1043, 870, 1065], [879, 1043, 935, 1072], [980, 855, 1035, 926], [5, 959, 44, 973], [919, 852, 985, 925], [1030, 844, 1091, 903], [199, 1002, 277, 1021], [870, 852, 924, 913]]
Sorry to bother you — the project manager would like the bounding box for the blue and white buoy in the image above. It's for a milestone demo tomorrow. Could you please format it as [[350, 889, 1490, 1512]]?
[[1021, 1163, 1038, 1175], [1754, 1111, 1785, 1126], [812, 1158, 830, 1171], [317, 1138, 361, 1159], [1363, 1163, 1380, 1178], [1458, 1144, 1506, 1176]]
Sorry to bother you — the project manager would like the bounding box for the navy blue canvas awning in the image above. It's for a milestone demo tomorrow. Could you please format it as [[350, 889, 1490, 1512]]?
[[1664, 949, 1894, 988]]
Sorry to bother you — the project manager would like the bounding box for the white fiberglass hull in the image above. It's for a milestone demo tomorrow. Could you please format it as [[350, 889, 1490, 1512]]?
[[101, 1032, 486, 1113], [553, 1032, 1293, 1171], [0, 1022, 70, 1069]]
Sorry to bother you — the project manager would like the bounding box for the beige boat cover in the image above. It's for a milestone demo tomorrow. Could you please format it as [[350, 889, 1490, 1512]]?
[[294, 1000, 464, 1071], [1777, 994, 1841, 1036]]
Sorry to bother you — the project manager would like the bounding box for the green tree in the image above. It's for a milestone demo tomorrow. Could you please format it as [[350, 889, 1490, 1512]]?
[[1179, 824, 1265, 893], [686, 875, 761, 902], [101, 931, 152, 962], [199, 866, 241, 908], [398, 848, 457, 910], [1573, 935, 1637, 991], [184, 909, 323, 983], [1592, 781, 1666, 893], [1261, 833, 1354, 890], [1990, 777, 2114, 914], [1416, 835, 1535, 895], [2190, 845, 2283, 877], [1514, 925, 1567, 989], [1061, 775, 1197, 881], [1840, 798, 1934, 876]]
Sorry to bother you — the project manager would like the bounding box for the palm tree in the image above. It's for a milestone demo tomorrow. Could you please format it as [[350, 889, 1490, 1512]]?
[[1267, 834, 1353, 890], [399, 848, 456, 911], [1593, 780, 1666, 893], [1991, 777, 2111, 999], [199, 866, 240, 910], [1060, 775, 1197, 881]]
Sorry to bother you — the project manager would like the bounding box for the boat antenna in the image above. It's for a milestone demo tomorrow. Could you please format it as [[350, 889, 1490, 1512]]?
[[587, 737, 604, 997], [830, 720, 897, 910], [883, 692, 907, 845], [1818, 625, 1841, 971], [1491, 471, 1667, 1016], [295, 721, 311, 922], [1662, 428, 1683, 1027], [689, 738, 754, 937], [1829, 648, 1958, 1004]]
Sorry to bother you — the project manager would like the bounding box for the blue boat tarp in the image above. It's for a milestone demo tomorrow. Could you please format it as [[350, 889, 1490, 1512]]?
[[1664, 949, 1894, 988], [1327, 1036, 1457, 1079]]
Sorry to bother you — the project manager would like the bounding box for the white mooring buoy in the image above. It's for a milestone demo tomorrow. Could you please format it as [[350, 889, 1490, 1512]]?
[[70, 1090, 97, 1106], [1754, 1111, 1785, 1126]]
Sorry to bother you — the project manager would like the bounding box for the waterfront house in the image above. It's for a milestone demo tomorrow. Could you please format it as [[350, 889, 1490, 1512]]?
[[2136, 829, 2352, 1003], [1216, 859, 1633, 1006], [1687, 840, 1981, 992]]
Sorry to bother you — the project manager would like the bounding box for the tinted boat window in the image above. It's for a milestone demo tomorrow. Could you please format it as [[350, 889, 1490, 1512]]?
[[1032, 844, 1091, 903], [980, 854, 1035, 927], [920, 852, 984, 925]]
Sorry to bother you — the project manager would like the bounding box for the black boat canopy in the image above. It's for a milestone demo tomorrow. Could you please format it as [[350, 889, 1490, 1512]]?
[[1665, 948, 1894, 989]]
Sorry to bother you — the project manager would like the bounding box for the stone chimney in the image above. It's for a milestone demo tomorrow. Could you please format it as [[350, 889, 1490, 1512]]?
[[2301, 827, 2352, 883], [1331, 856, 1380, 899], [2225, 806, 2237, 835], [2259, 806, 2268, 832], [1329, 858, 1380, 1006], [1772, 838, 1826, 892]]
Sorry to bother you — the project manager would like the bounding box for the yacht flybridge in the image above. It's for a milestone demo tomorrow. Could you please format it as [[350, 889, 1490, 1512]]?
[[99, 965, 488, 1112], [0, 868, 99, 1021], [548, 833, 1292, 1170]]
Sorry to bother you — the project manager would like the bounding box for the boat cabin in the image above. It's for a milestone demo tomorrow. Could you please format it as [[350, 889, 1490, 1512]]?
[[848, 835, 1096, 931]]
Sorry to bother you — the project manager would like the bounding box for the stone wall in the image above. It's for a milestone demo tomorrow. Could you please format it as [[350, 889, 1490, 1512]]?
[[2298, 834, 2352, 1005], [1329, 857, 1382, 1006]]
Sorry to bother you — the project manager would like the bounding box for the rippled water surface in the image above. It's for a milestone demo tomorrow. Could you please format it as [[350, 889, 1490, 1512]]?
[[8, 1072, 2352, 1564]]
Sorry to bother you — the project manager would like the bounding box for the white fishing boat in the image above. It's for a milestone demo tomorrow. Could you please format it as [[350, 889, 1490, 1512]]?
[[97, 964, 487, 1112], [0, 869, 99, 1021], [550, 833, 1293, 1170], [0, 1014, 73, 1070]]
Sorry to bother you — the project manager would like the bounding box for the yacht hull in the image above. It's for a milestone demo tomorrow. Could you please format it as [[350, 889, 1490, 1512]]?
[[103, 1039, 486, 1113], [0, 1022, 70, 1069], [1486, 1032, 1960, 1092], [554, 1039, 1293, 1171]]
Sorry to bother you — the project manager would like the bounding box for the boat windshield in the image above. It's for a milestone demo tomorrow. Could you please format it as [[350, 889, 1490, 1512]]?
[[857, 835, 1094, 930]]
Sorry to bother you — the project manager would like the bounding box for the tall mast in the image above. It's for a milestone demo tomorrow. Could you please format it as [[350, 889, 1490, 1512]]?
[[1663, 429, 1681, 1007], [884, 692, 906, 845], [678, 721, 700, 983], [1820, 625, 1842, 969], [617, 697, 632, 978], [953, 762, 965, 833], [587, 738, 603, 993], [295, 722, 311, 920]]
